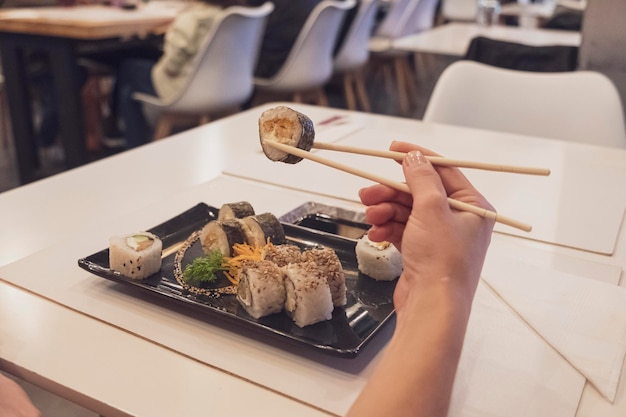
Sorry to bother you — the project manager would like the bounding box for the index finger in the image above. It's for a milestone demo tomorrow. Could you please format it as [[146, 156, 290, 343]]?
[[389, 141, 481, 199]]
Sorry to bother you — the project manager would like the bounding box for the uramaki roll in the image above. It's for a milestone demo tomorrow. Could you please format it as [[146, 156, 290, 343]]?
[[283, 261, 334, 327], [355, 234, 403, 281], [261, 243, 303, 267], [302, 247, 347, 307], [236, 259, 286, 319], [109, 232, 162, 280]]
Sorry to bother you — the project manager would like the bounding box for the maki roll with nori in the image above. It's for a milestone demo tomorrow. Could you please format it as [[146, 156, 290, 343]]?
[[239, 212, 286, 246], [259, 105, 315, 164], [199, 219, 246, 257], [218, 201, 255, 222]]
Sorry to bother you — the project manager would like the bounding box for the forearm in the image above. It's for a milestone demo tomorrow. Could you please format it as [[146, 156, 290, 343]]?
[[347, 279, 473, 417], [0, 373, 41, 417]]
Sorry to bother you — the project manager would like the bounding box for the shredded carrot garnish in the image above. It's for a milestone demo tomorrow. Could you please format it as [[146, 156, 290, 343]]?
[[222, 240, 274, 286]]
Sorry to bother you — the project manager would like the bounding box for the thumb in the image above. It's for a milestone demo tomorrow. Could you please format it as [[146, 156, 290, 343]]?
[[402, 150, 448, 211]]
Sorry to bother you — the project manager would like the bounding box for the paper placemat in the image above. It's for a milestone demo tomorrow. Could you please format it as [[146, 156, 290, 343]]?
[[482, 255, 626, 401], [449, 282, 585, 417]]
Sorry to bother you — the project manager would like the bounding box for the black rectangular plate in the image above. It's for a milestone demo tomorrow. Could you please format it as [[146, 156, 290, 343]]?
[[78, 203, 396, 357]]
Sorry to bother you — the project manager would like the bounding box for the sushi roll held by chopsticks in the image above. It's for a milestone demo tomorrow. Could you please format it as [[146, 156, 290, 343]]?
[[259, 105, 315, 164], [257, 106, 534, 233]]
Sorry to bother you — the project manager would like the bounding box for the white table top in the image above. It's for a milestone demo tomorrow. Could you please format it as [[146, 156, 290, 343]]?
[[500, 2, 557, 19], [0, 1, 188, 22], [1, 103, 625, 417], [558, 0, 587, 11], [392, 22, 581, 56], [499, 0, 587, 17], [0, 279, 333, 417]]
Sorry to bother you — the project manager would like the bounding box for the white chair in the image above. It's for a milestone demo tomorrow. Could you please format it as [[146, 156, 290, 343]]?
[[371, 0, 414, 40], [440, 0, 477, 22], [133, 2, 274, 140], [368, 0, 421, 115], [406, 0, 439, 34], [423, 61, 626, 148], [253, 0, 356, 106], [368, 0, 439, 115], [333, 0, 381, 112]]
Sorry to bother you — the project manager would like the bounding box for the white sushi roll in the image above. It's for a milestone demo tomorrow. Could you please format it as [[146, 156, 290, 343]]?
[[302, 247, 347, 307], [109, 232, 162, 280], [259, 105, 315, 164], [355, 234, 403, 281], [283, 261, 334, 327], [261, 243, 302, 267], [236, 260, 286, 319]]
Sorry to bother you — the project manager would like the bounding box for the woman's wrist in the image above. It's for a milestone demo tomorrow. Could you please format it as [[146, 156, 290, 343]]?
[[395, 273, 475, 332]]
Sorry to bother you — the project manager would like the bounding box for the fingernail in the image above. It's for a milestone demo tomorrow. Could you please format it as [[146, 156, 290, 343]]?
[[405, 150, 427, 166]]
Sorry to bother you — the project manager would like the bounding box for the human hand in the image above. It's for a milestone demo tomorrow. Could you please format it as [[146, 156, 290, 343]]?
[[0, 373, 42, 417], [358, 141, 495, 312]]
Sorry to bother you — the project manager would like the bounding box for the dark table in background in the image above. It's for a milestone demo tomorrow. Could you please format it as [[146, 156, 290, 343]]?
[[0, 4, 178, 183]]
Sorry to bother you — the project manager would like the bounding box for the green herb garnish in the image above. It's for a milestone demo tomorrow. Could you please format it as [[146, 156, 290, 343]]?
[[183, 250, 226, 287]]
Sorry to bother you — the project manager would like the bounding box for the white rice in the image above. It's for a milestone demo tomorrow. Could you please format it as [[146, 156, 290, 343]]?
[[355, 234, 403, 281], [109, 232, 162, 280], [283, 261, 333, 327]]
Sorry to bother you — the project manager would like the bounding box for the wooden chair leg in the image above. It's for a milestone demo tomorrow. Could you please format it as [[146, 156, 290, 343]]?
[[393, 57, 411, 116], [393, 55, 419, 114], [413, 51, 433, 78], [315, 87, 329, 107], [354, 68, 371, 113], [293, 92, 304, 103], [0, 87, 9, 150], [153, 114, 174, 140], [212, 106, 241, 120], [400, 56, 419, 102], [382, 62, 395, 97], [81, 77, 103, 152], [343, 73, 357, 111]]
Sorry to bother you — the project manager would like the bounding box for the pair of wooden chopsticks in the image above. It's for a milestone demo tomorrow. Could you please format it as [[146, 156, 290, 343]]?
[[313, 142, 551, 176], [263, 141, 550, 232]]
